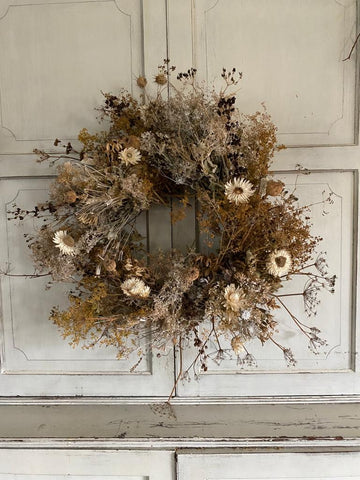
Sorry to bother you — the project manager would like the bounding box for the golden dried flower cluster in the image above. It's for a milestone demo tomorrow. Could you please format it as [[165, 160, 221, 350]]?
[[15, 62, 335, 381]]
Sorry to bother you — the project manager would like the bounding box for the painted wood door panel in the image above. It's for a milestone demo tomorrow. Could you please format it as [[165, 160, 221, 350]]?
[[0, 0, 173, 396], [0, 174, 174, 395], [0, 0, 148, 154], [0, 449, 174, 479], [168, 0, 357, 147], [177, 169, 359, 396], [178, 452, 360, 480], [165, 0, 360, 398]]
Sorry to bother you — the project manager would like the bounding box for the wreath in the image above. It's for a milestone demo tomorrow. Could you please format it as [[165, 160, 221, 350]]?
[[9, 61, 335, 387]]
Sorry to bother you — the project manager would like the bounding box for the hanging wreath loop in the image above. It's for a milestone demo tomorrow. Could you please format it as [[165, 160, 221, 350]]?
[[12, 61, 335, 383]]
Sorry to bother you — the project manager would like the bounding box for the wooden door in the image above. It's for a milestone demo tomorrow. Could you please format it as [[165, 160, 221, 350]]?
[[167, 0, 360, 398], [0, 0, 175, 396], [0, 0, 359, 403]]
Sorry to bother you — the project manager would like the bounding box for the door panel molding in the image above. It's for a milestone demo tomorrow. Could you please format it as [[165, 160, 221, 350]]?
[[169, 0, 358, 147]]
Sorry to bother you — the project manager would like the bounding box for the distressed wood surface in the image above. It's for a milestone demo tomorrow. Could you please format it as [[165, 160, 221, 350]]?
[[0, 400, 358, 438]]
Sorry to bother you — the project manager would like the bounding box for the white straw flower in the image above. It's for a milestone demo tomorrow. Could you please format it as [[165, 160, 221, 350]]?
[[224, 284, 246, 312], [266, 249, 292, 276], [119, 147, 141, 166], [225, 177, 254, 204], [53, 230, 77, 256], [121, 277, 150, 298]]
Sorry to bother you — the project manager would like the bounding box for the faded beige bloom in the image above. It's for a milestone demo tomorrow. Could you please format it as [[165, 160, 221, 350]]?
[[224, 284, 247, 312], [119, 147, 141, 166], [231, 336, 245, 355], [225, 177, 254, 204], [266, 249, 292, 277], [124, 258, 146, 277], [121, 277, 150, 298], [53, 230, 77, 256], [124, 135, 141, 150], [104, 258, 117, 272], [64, 190, 77, 204], [266, 180, 284, 197]]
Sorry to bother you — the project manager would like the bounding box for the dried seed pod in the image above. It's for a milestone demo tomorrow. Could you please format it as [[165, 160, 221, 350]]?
[[266, 180, 284, 197], [137, 76, 147, 88], [186, 267, 200, 283], [155, 73, 167, 85], [231, 336, 245, 355], [125, 135, 141, 150], [104, 259, 117, 272], [64, 190, 77, 204]]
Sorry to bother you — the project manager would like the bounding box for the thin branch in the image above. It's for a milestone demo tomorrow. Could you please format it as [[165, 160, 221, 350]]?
[[167, 337, 183, 402], [274, 292, 304, 298], [275, 296, 311, 339], [0, 271, 52, 278]]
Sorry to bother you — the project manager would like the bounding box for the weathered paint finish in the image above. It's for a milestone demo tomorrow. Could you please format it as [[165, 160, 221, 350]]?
[[0, 401, 358, 438], [0, 449, 175, 478]]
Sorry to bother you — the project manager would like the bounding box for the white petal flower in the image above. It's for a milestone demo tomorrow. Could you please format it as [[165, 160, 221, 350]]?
[[119, 147, 141, 166], [224, 284, 247, 312], [53, 230, 77, 256], [266, 249, 292, 276], [225, 177, 254, 204], [121, 277, 150, 298], [241, 310, 251, 320]]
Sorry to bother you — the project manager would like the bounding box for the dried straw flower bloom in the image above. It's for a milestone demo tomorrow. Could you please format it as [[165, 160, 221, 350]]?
[[119, 147, 141, 166], [225, 177, 254, 204], [121, 277, 150, 298], [224, 284, 246, 312], [231, 336, 245, 355], [266, 249, 292, 277], [53, 230, 77, 256]]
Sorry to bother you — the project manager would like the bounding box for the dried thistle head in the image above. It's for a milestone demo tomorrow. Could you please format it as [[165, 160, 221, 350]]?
[[137, 76, 147, 88]]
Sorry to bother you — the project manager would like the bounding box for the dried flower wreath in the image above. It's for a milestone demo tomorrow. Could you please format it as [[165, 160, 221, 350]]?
[[7, 61, 335, 394]]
